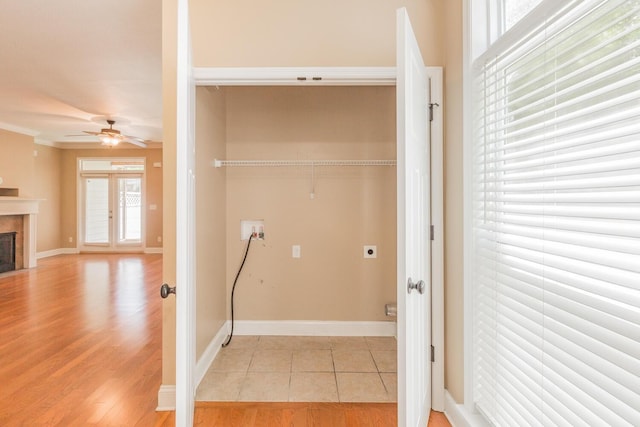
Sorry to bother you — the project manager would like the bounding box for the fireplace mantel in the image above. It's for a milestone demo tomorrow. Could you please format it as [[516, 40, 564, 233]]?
[[0, 197, 42, 269], [0, 197, 41, 215]]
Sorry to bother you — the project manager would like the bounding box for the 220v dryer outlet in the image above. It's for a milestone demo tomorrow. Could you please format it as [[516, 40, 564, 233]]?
[[364, 245, 377, 258]]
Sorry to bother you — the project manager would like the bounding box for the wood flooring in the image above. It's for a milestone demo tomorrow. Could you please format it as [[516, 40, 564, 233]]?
[[0, 254, 163, 426], [1, 254, 451, 426], [156, 403, 451, 427]]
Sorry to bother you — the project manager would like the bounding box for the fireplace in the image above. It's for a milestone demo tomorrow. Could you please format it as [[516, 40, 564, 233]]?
[[0, 195, 40, 270], [0, 232, 16, 273]]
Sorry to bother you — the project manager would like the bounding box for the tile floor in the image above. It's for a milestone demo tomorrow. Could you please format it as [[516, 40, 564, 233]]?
[[196, 336, 397, 403]]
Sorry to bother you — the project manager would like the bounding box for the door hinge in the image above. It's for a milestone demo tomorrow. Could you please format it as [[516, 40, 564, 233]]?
[[428, 102, 440, 122], [430, 345, 435, 362], [430, 225, 435, 241]]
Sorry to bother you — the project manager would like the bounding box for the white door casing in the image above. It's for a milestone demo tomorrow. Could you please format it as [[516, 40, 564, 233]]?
[[182, 66, 444, 419], [176, 16, 442, 424], [175, 0, 196, 424], [397, 7, 431, 427]]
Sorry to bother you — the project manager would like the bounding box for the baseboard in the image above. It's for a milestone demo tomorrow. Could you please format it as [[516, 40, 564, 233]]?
[[36, 248, 163, 257], [195, 321, 230, 388], [36, 248, 79, 259], [445, 390, 490, 427], [156, 384, 176, 411], [233, 320, 396, 336]]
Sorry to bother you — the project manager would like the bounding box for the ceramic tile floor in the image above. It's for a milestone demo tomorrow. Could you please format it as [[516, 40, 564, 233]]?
[[196, 336, 397, 403]]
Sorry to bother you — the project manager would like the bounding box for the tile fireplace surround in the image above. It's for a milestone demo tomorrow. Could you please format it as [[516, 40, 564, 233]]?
[[0, 197, 40, 270]]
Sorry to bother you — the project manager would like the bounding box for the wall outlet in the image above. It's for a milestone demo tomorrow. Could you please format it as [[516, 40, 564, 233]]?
[[364, 245, 377, 258], [292, 245, 301, 258], [68, 237, 73, 243], [157, 236, 162, 243]]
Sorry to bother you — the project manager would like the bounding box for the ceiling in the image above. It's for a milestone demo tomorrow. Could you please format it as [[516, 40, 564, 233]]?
[[0, 0, 162, 148]]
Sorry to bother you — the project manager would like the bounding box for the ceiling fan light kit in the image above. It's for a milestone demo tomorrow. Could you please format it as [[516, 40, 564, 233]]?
[[99, 120, 123, 146]]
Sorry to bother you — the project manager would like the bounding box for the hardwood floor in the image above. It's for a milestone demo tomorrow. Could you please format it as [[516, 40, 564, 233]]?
[[0, 254, 163, 426], [156, 403, 451, 427], [1, 254, 451, 426]]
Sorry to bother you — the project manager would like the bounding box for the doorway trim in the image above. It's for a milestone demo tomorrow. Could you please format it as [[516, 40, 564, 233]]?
[[191, 66, 445, 412], [194, 66, 397, 86]]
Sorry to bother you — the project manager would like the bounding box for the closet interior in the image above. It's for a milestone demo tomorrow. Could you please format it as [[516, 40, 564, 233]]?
[[194, 84, 398, 402]]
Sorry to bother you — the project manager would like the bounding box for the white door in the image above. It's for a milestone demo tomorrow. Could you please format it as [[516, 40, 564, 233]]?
[[81, 174, 143, 250], [397, 7, 431, 427], [175, 0, 196, 425]]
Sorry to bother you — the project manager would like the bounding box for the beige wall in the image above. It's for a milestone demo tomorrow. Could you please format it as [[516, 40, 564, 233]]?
[[195, 87, 228, 360], [443, 0, 465, 404], [0, 129, 36, 196], [190, 0, 444, 67], [34, 145, 62, 252], [162, 0, 178, 386], [225, 86, 396, 322], [59, 148, 163, 249], [0, 129, 63, 253]]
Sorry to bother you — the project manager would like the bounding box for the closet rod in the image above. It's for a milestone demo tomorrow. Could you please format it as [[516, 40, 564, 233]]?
[[213, 159, 396, 168]]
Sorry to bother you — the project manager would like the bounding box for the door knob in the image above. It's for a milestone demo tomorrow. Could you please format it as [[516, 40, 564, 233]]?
[[160, 283, 176, 299], [407, 277, 426, 295]]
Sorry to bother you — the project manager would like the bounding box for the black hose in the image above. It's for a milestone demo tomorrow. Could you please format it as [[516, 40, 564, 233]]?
[[222, 236, 253, 347]]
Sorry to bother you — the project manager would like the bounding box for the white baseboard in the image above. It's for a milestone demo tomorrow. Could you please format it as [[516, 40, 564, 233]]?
[[156, 384, 176, 411], [36, 248, 79, 259], [233, 320, 396, 336], [445, 390, 490, 427], [36, 248, 163, 257], [195, 321, 230, 388]]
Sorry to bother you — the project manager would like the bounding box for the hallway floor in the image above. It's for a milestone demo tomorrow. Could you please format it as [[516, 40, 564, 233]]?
[[0, 254, 163, 426], [197, 335, 397, 402]]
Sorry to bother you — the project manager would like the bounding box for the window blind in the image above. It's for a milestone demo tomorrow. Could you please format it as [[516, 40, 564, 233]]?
[[471, 0, 640, 426]]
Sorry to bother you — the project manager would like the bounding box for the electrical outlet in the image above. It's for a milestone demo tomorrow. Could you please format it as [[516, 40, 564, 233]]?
[[292, 245, 301, 258], [364, 245, 377, 258], [68, 237, 73, 243], [157, 236, 162, 243]]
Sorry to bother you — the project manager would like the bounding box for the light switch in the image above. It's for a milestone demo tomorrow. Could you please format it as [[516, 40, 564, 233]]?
[[292, 245, 301, 258]]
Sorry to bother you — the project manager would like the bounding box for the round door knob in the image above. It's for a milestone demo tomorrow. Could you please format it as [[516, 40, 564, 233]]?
[[407, 277, 426, 295], [160, 283, 176, 299]]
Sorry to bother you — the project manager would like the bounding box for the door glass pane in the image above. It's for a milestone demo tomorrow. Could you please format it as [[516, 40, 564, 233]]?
[[117, 177, 142, 243], [84, 178, 109, 244]]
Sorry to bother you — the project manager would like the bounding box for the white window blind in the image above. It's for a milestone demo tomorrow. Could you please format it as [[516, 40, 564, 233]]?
[[471, 0, 640, 426]]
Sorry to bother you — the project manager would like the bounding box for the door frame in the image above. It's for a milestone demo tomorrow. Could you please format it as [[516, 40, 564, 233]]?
[[77, 162, 146, 252], [188, 66, 445, 411], [175, 0, 196, 425]]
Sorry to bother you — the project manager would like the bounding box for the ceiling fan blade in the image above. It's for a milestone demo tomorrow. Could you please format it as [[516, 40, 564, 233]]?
[[123, 134, 146, 143], [64, 132, 100, 137], [124, 139, 147, 148]]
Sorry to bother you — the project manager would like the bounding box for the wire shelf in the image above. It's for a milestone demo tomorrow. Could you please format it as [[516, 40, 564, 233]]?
[[213, 159, 396, 168]]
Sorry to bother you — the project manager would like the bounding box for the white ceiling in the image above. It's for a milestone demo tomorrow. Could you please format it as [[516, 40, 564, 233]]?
[[0, 0, 162, 148]]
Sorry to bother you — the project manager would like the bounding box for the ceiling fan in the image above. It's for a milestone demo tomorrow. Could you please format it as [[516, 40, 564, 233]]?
[[69, 119, 147, 148]]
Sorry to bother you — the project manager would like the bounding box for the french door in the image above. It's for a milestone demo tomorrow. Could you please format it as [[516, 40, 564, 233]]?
[[81, 174, 144, 250]]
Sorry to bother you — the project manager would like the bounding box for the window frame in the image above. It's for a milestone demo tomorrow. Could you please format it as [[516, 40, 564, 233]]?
[[464, 0, 640, 423]]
